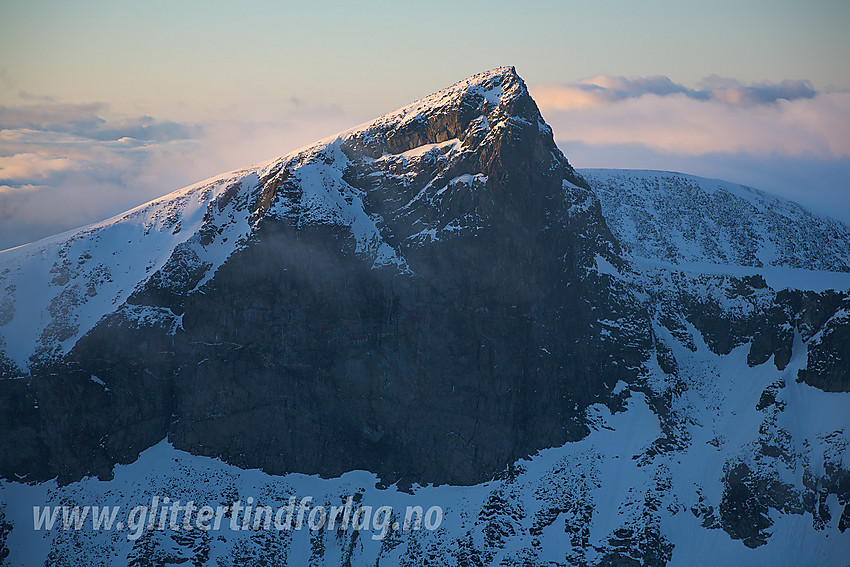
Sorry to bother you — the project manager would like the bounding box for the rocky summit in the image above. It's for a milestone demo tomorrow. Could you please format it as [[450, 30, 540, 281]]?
[[0, 68, 848, 565]]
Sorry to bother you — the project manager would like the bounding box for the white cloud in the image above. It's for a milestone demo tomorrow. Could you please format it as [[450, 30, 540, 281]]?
[[533, 76, 850, 227], [0, 153, 78, 180], [0, 100, 362, 251], [534, 88, 850, 159]]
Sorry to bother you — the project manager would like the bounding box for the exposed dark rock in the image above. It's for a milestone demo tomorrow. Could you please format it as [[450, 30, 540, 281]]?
[[720, 462, 774, 548]]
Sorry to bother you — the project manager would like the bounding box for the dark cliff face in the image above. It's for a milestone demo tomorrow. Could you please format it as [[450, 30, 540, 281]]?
[[158, 69, 650, 486], [0, 67, 653, 485]]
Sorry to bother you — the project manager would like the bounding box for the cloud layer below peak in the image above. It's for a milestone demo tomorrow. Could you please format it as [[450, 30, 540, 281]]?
[[532, 76, 850, 159], [0, 100, 357, 251], [530, 75, 850, 227]]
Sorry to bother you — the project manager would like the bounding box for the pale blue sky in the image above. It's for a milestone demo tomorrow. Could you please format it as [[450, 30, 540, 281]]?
[[2, 0, 848, 118]]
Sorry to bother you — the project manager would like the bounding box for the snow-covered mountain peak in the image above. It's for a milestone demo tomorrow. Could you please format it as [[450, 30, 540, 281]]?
[[0, 66, 594, 371], [321, 65, 554, 168], [263, 66, 531, 164], [2, 70, 850, 566], [253, 65, 594, 257], [357, 66, 529, 133]]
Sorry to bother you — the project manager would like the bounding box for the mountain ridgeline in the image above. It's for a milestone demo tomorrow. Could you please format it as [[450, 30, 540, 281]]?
[[0, 67, 647, 486], [1, 68, 849, 563]]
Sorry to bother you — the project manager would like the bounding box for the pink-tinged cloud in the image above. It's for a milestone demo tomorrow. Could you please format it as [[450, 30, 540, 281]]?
[[0, 99, 361, 251], [532, 80, 850, 158], [0, 153, 78, 180], [531, 75, 817, 111], [532, 76, 850, 227]]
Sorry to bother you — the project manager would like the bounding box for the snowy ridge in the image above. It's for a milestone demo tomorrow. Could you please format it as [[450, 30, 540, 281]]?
[[259, 66, 532, 165], [582, 169, 850, 278], [0, 167, 264, 368], [0, 67, 535, 369], [246, 65, 547, 266], [342, 66, 533, 143]]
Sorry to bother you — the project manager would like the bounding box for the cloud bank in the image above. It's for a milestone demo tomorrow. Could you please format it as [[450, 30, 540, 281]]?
[[0, 101, 359, 250], [531, 75, 850, 226], [532, 75, 817, 110]]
